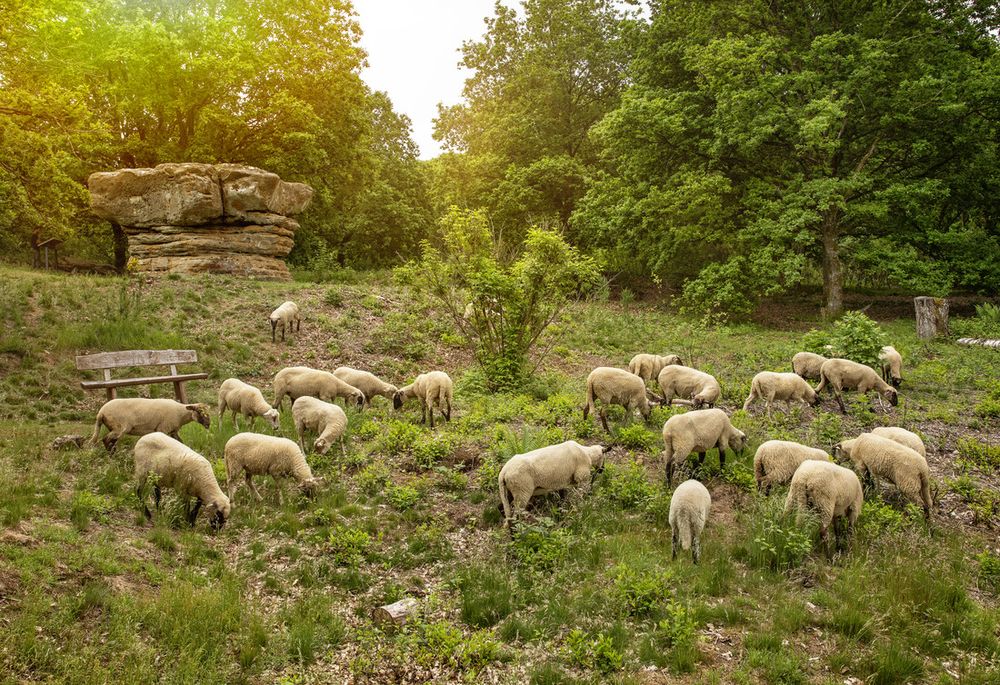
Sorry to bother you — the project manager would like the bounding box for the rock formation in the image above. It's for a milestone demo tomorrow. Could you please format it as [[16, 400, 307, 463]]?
[[88, 163, 313, 279]]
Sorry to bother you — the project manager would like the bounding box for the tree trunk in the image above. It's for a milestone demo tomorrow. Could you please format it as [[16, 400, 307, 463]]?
[[914, 297, 949, 339], [372, 598, 419, 628], [820, 211, 843, 318], [112, 222, 128, 273]]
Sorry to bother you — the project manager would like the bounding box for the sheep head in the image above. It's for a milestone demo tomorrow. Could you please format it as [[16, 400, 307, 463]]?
[[884, 388, 899, 406], [187, 404, 212, 429], [730, 429, 748, 455], [314, 437, 331, 455], [263, 408, 280, 430], [832, 439, 856, 463], [206, 498, 231, 531], [665, 355, 682, 366], [392, 391, 404, 410], [807, 387, 821, 407], [352, 390, 365, 409], [299, 477, 324, 498]]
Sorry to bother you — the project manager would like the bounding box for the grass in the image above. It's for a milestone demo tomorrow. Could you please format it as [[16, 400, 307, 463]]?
[[0, 264, 998, 682]]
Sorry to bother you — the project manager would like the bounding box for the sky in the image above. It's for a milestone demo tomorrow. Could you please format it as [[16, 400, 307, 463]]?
[[353, 0, 513, 160]]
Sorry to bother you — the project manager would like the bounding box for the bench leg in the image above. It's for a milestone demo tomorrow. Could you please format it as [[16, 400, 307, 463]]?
[[106, 387, 116, 401], [174, 381, 187, 403]]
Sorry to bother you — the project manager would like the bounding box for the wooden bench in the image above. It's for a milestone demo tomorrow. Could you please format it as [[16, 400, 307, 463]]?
[[76, 350, 208, 403]]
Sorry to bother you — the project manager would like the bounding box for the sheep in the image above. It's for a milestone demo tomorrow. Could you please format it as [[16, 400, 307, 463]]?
[[224, 432, 322, 503], [498, 440, 608, 528], [217, 378, 279, 430], [273, 366, 365, 410], [753, 440, 831, 495], [783, 460, 863, 557], [291, 395, 348, 456], [879, 346, 903, 388], [269, 301, 300, 342], [742, 371, 820, 416], [791, 351, 827, 381], [393, 371, 454, 428], [656, 365, 721, 409], [662, 408, 747, 485], [815, 358, 898, 413], [583, 366, 656, 432], [835, 433, 932, 520], [133, 432, 231, 531], [628, 353, 683, 382], [91, 398, 211, 453], [333, 367, 398, 407], [669, 479, 711, 564], [871, 426, 926, 458]]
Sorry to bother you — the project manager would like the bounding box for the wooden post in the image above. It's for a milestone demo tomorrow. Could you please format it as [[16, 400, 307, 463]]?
[[170, 364, 186, 402], [914, 297, 949, 340], [372, 598, 419, 628], [104, 369, 116, 400]]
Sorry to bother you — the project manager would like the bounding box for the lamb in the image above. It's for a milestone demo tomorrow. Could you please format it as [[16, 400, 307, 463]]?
[[835, 433, 932, 520], [224, 432, 322, 503], [273, 366, 365, 410], [291, 395, 348, 456], [791, 351, 827, 380], [661, 408, 747, 485], [783, 460, 863, 557], [753, 440, 831, 495], [871, 426, 926, 458], [583, 367, 655, 432], [742, 371, 820, 416], [498, 440, 608, 527], [217, 378, 280, 430], [815, 358, 898, 413], [269, 301, 300, 342], [656, 365, 721, 409], [669, 479, 711, 564], [333, 367, 398, 407], [879, 346, 903, 388], [133, 432, 231, 531], [628, 354, 682, 382], [393, 371, 454, 428], [91, 398, 211, 453]]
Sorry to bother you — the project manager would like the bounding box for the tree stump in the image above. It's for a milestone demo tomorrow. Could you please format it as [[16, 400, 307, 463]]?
[[372, 598, 419, 628], [914, 297, 949, 340]]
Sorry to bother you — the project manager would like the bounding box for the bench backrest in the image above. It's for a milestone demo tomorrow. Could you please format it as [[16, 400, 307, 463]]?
[[75, 349, 199, 371]]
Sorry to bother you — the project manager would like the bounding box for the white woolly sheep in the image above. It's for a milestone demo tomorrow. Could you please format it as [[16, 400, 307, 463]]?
[[273, 366, 365, 410], [292, 395, 348, 456], [743, 371, 820, 416], [393, 371, 453, 428], [669, 479, 711, 564], [657, 365, 721, 409], [628, 353, 683, 382], [783, 460, 863, 557], [791, 351, 827, 380], [583, 366, 655, 432], [91, 398, 211, 453], [815, 358, 898, 413], [224, 432, 322, 503], [753, 440, 831, 495], [835, 433, 932, 520], [879, 346, 903, 388], [217, 378, 280, 430], [133, 432, 231, 530], [333, 367, 398, 407], [269, 301, 300, 342], [871, 426, 926, 458], [498, 440, 608, 527], [661, 408, 747, 485]]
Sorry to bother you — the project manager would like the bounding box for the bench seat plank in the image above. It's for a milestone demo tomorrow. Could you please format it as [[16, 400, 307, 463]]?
[[76, 349, 198, 371], [81, 372, 208, 390]]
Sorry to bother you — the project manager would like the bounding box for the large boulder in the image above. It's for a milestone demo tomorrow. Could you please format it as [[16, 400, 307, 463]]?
[[89, 163, 222, 227]]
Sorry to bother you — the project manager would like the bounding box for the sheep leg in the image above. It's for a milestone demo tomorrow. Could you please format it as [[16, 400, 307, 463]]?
[[420, 402, 427, 425], [247, 474, 263, 501], [153, 485, 162, 511], [718, 447, 726, 470], [599, 407, 610, 433], [340, 437, 347, 459], [833, 390, 847, 414], [104, 432, 120, 454], [671, 526, 679, 560], [187, 498, 202, 526], [819, 523, 832, 559], [665, 461, 675, 486], [692, 536, 701, 565], [281, 323, 286, 342], [136, 480, 152, 520], [428, 404, 436, 429], [271, 320, 276, 342]]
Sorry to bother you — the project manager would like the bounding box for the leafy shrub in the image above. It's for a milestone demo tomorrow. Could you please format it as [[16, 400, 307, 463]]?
[[413, 434, 455, 469], [951, 302, 1000, 339], [808, 411, 842, 448], [601, 460, 657, 509], [70, 490, 115, 530], [356, 462, 391, 495], [614, 424, 657, 450], [378, 420, 422, 456], [385, 484, 421, 511], [323, 287, 344, 307], [802, 311, 886, 367], [508, 518, 570, 570], [611, 563, 673, 617], [399, 619, 502, 673], [327, 526, 374, 566], [978, 550, 1000, 593], [957, 437, 1000, 470], [564, 629, 625, 674], [858, 499, 911, 535], [743, 507, 815, 570]]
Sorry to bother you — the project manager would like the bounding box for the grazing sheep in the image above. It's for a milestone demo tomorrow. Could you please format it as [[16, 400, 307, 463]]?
[[661, 408, 747, 484], [657, 365, 721, 409], [273, 366, 365, 410], [791, 351, 827, 381], [669, 479, 711, 564], [91, 398, 211, 453], [269, 301, 300, 342], [783, 460, 863, 557], [498, 440, 608, 527], [333, 367, 398, 407], [879, 346, 903, 388], [628, 353, 683, 382], [583, 367, 655, 432], [815, 358, 898, 413], [292, 396, 348, 456], [871, 426, 926, 458], [753, 440, 831, 495], [743, 372, 820, 416], [133, 432, 231, 531], [835, 433, 932, 520], [217, 378, 280, 430], [393, 371, 454, 428], [224, 433, 322, 503]]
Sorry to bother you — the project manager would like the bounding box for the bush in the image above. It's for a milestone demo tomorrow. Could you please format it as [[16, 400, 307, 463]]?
[[743, 506, 815, 570], [803, 311, 887, 367], [614, 424, 657, 450], [951, 302, 1000, 339], [957, 438, 1000, 470], [978, 550, 1000, 593], [601, 460, 657, 509], [611, 563, 673, 617], [413, 434, 455, 469], [385, 484, 421, 511], [327, 526, 375, 567], [508, 518, 570, 571], [564, 629, 624, 674]]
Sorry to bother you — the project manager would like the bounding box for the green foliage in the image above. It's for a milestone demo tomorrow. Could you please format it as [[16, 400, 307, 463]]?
[[564, 628, 625, 674], [508, 518, 570, 571], [978, 551, 1000, 593], [327, 526, 374, 567], [600, 459, 657, 509], [385, 484, 421, 511], [743, 503, 816, 570], [957, 438, 1000, 471], [952, 303, 1000, 339], [457, 567, 515, 628], [613, 424, 657, 450], [611, 563, 673, 617], [830, 312, 887, 367]]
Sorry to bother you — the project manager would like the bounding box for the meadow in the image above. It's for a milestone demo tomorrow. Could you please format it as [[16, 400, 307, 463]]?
[[0, 265, 998, 684]]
